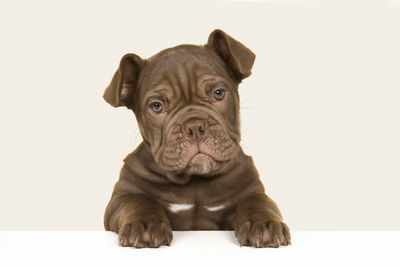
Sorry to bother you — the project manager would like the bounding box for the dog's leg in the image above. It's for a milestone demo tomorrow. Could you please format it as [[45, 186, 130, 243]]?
[[104, 193, 173, 248], [233, 193, 291, 248]]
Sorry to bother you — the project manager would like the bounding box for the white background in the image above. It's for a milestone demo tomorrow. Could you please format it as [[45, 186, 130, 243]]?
[[0, 0, 399, 230]]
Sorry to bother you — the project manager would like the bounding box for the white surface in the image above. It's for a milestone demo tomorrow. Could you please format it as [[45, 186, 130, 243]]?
[[1, 231, 399, 267]]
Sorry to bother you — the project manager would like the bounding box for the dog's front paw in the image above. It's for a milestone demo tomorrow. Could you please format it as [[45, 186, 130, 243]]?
[[118, 219, 173, 248], [235, 218, 291, 248]]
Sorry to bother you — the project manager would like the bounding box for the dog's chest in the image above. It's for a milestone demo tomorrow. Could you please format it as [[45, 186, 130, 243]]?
[[163, 200, 235, 230], [156, 180, 237, 230], [167, 202, 226, 213]]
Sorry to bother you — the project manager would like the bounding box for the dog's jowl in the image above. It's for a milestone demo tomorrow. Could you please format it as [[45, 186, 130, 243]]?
[[103, 29, 291, 248]]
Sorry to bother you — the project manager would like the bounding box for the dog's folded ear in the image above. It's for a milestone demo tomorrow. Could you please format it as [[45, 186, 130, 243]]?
[[103, 53, 144, 108], [206, 29, 255, 82]]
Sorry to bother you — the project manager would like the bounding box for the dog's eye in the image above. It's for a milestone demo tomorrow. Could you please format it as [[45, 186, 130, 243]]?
[[213, 89, 225, 101], [150, 102, 164, 114]]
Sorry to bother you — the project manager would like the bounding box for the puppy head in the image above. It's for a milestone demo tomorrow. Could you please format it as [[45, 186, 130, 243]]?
[[104, 30, 255, 183]]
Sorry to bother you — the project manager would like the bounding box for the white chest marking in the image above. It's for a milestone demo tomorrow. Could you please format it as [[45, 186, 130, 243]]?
[[203, 204, 226, 212], [168, 203, 195, 213]]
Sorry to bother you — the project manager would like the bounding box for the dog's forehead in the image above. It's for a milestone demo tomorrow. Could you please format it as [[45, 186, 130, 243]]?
[[148, 45, 212, 67], [140, 45, 231, 89]]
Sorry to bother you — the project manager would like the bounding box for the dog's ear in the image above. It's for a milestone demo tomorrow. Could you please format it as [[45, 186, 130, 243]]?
[[206, 29, 255, 82], [103, 53, 144, 108]]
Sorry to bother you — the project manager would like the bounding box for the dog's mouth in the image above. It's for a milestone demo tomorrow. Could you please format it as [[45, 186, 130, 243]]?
[[189, 152, 214, 163], [186, 152, 217, 175]]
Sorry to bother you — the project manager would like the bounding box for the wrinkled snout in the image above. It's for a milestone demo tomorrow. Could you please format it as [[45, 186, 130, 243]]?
[[183, 119, 209, 143]]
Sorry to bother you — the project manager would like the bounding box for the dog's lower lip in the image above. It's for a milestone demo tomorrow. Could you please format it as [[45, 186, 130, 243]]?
[[193, 152, 211, 158], [190, 153, 213, 162]]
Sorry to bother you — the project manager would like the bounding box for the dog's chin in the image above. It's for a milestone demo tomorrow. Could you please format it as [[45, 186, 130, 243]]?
[[185, 153, 218, 176]]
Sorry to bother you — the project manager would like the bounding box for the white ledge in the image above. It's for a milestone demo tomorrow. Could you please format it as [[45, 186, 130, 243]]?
[[1, 231, 399, 267]]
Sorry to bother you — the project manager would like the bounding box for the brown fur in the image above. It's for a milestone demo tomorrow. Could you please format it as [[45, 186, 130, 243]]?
[[103, 29, 290, 248]]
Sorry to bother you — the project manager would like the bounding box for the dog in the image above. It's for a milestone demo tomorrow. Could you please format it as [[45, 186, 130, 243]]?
[[103, 29, 291, 248]]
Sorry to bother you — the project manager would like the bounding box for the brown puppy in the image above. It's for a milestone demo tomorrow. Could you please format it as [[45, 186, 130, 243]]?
[[103, 29, 291, 248]]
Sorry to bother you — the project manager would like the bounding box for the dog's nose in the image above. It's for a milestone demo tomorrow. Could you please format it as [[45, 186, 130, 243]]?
[[183, 119, 207, 143]]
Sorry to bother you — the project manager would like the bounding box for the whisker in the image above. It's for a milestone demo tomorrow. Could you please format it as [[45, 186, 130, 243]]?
[[240, 140, 254, 155], [130, 127, 142, 147], [240, 95, 251, 106], [241, 124, 253, 135]]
